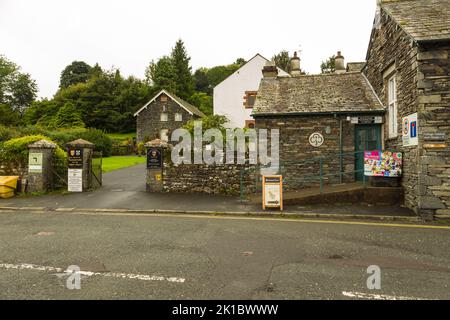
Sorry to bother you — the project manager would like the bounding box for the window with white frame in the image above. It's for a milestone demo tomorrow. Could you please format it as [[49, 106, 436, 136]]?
[[160, 129, 169, 142], [160, 112, 168, 122], [388, 75, 398, 138], [175, 113, 182, 122]]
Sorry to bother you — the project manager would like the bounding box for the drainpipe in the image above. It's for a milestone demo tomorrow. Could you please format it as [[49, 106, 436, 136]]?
[[339, 115, 343, 184]]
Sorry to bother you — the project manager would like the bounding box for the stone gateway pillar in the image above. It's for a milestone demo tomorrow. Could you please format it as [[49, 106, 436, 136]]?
[[145, 139, 171, 192], [66, 139, 94, 192], [27, 139, 57, 193]]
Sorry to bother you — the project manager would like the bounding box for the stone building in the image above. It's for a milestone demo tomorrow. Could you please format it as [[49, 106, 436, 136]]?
[[252, 55, 385, 190], [253, 0, 449, 219], [363, 0, 450, 219], [134, 89, 205, 143]]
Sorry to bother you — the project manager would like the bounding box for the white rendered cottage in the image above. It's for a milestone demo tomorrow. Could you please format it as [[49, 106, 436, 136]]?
[[213, 54, 290, 128]]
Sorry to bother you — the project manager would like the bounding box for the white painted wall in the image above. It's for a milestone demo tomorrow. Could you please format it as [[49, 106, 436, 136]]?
[[213, 54, 290, 128]]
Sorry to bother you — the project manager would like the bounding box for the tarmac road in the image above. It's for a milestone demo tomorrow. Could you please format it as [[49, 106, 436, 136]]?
[[0, 210, 449, 299], [1, 163, 415, 217]]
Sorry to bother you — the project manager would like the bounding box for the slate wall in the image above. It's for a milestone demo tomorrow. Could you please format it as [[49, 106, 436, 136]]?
[[255, 115, 358, 190], [364, 7, 450, 219], [364, 8, 420, 213], [417, 43, 450, 219]]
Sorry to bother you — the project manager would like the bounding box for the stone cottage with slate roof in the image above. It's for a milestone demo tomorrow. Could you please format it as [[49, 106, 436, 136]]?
[[253, 0, 450, 220], [253, 60, 385, 188], [363, 0, 450, 219], [134, 89, 205, 143]]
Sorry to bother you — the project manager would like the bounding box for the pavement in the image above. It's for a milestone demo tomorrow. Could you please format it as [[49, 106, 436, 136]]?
[[0, 164, 418, 221], [0, 210, 449, 299]]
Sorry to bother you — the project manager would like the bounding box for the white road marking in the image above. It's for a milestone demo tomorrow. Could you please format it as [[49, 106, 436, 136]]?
[[0, 263, 185, 283], [342, 291, 427, 300]]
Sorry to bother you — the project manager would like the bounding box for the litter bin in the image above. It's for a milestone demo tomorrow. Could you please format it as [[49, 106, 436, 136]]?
[[0, 176, 20, 199]]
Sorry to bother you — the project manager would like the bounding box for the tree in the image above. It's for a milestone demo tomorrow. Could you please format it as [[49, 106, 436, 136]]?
[[59, 61, 92, 88], [52, 66, 150, 132], [145, 56, 177, 94], [235, 58, 247, 66], [272, 50, 291, 73], [321, 55, 336, 74], [0, 104, 20, 126], [0, 55, 38, 113], [205, 64, 240, 90], [193, 68, 210, 94], [170, 39, 195, 100], [23, 99, 59, 126], [183, 114, 229, 135], [48, 102, 85, 129], [188, 92, 213, 116]]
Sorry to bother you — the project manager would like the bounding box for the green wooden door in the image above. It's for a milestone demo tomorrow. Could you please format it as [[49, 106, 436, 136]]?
[[355, 125, 382, 181]]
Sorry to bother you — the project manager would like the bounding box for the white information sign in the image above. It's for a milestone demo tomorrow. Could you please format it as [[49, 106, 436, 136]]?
[[68, 169, 83, 192], [402, 113, 418, 147]]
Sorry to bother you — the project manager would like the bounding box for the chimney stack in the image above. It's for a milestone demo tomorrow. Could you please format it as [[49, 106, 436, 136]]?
[[335, 51, 346, 74], [290, 51, 301, 77], [262, 60, 278, 78]]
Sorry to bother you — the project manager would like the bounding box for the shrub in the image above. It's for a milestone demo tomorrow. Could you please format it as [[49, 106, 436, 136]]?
[[46, 128, 86, 147], [47, 128, 112, 157], [0, 126, 113, 158], [48, 102, 85, 129], [137, 142, 145, 155], [79, 128, 113, 157], [0, 125, 21, 142], [1, 135, 66, 165]]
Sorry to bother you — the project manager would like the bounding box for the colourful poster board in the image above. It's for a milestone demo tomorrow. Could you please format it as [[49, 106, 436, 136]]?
[[364, 151, 402, 177]]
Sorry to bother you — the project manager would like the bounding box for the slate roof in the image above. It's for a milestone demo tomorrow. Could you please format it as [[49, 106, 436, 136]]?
[[169, 92, 206, 117], [381, 0, 450, 42], [252, 72, 384, 116], [134, 89, 205, 118]]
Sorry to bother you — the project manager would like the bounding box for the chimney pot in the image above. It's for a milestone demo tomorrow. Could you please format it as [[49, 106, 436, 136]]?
[[262, 60, 278, 79], [335, 51, 346, 74], [290, 51, 301, 77]]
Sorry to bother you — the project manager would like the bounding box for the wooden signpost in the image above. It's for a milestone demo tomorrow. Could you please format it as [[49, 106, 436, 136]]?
[[262, 175, 283, 211]]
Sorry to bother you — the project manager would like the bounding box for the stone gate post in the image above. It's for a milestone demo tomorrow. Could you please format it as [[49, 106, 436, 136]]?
[[145, 139, 171, 192], [66, 139, 94, 192], [27, 139, 57, 193]]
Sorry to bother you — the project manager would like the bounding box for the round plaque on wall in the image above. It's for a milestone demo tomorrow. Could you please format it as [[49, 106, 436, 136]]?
[[309, 132, 324, 147]]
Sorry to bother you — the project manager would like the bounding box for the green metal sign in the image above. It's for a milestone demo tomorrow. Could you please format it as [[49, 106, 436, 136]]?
[[28, 153, 43, 173]]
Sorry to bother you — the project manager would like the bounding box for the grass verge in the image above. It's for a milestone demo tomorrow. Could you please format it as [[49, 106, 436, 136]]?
[[102, 155, 146, 173]]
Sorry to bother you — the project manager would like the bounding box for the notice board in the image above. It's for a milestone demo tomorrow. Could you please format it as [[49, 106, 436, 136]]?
[[262, 175, 283, 211]]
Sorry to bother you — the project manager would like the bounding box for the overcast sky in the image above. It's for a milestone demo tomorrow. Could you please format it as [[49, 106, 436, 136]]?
[[0, 0, 377, 99]]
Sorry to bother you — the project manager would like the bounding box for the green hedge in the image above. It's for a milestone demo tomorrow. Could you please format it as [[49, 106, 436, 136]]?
[[0, 126, 113, 157], [1, 135, 66, 165]]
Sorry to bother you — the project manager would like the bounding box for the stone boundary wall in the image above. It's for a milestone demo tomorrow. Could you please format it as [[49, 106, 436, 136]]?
[[162, 160, 256, 196], [0, 161, 28, 179]]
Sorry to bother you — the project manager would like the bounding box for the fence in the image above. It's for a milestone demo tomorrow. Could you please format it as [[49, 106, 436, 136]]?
[[51, 157, 68, 190], [91, 151, 102, 188], [239, 150, 372, 201]]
